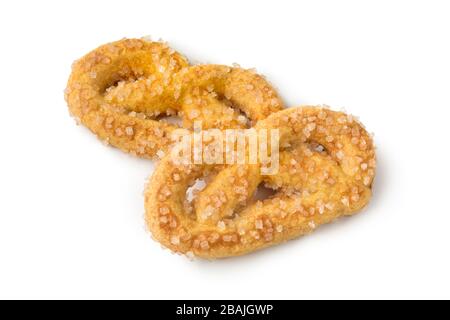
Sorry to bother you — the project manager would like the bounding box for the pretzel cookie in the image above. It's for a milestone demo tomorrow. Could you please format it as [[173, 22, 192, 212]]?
[[145, 106, 376, 258], [65, 39, 283, 158]]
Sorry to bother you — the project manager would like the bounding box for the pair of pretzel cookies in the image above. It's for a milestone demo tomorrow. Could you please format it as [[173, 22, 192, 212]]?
[[65, 38, 376, 259]]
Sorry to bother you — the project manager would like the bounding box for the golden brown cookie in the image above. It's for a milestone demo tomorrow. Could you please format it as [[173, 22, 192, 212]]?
[[65, 39, 283, 158], [145, 106, 376, 259]]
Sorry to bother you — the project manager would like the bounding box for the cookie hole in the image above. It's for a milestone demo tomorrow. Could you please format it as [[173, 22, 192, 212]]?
[[235, 109, 252, 128], [186, 178, 207, 203], [155, 113, 182, 126], [252, 183, 277, 202], [216, 94, 252, 128], [307, 142, 328, 154]]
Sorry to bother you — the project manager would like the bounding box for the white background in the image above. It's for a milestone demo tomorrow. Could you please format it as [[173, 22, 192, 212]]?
[[0, 0, 449, 300]]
